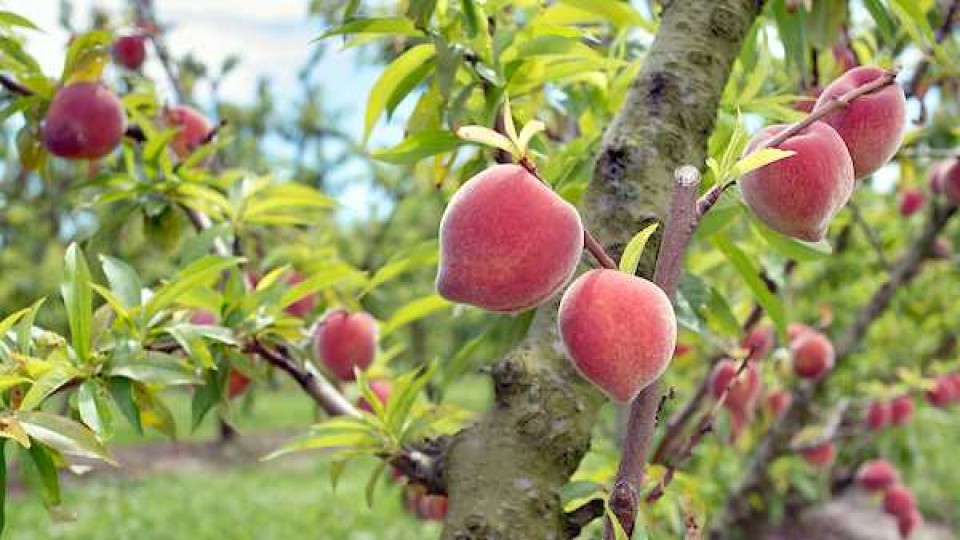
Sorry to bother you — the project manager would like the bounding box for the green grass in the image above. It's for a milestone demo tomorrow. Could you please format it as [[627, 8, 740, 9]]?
[[5, 458, 441, 540]]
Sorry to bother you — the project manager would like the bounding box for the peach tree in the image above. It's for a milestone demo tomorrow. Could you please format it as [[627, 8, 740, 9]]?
[[1, 1, 960, 540]]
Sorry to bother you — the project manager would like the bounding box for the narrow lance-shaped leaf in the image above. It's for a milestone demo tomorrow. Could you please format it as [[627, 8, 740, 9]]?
[[619, 223, 660, 276], [61, 243, 93, 362], [19, 411, 116, 464]]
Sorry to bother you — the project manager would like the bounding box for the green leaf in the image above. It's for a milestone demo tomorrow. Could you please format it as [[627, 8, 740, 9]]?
[[862, 0, 895, 42], [0, 11, 41, 31], [25, 442, 60, 508], [364, 241, 438, 295], [19, 366, 77, 412], [364, 43, 436, 141], [61, 243, 93, 362], [387, 363, 437, 436], [19, 411, 115, 464], [0, 307, 30, 340], [456, 125, 517, 155], [605, 502, 630, 540], [729, 148, 796, 180], [372, 130, 461, 164], [263, 418, 381, 460], [146, 256, 242, 316], [751, 217, 832, 262], [364, 459, 388, 508], [163, 326, 215, 369], [15, 298, 45, 355], [618, 223, 659, 275], [320, 17, 420, 39], [99, 255, 142, 309], [241, 182, 335, 226], [191, 369, 223, 431], [556, 0, 653, 31], [76, 381, 112, 437], [712, 234, 786, 337], [381, 295, 450, 336], [0, 441, 5, 535], [107, 377, 142, 435], [110, 353, 202, 386]]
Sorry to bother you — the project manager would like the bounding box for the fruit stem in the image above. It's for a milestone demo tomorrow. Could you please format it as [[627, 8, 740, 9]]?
[[695, 69, 900, 219]]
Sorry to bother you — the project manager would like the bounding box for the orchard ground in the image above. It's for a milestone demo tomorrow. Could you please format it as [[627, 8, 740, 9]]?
[[5, 374, 957, 539]]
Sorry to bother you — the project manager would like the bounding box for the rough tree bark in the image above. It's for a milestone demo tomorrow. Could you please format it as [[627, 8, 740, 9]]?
[[441, 2, 763, 538]]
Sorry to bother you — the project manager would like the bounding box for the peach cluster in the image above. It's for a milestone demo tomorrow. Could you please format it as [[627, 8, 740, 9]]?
[[856, 460, 921, 539]]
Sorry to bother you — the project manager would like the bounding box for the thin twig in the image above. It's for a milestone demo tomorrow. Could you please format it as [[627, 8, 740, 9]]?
[[0, 73, 32, 96], [847, 200, 891, 269]]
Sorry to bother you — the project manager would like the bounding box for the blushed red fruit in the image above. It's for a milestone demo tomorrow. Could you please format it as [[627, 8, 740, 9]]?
[[791, 331, 835, 380], [897, 509, 922, 539], [741, 325, 775, 360], [890, 395, 914, 425], [112, 34, 146, 70], [558, 269, 677, 402], [766, 389, 792, 420], [436, 164, 584, 312], [942, 159, 960, 205], [883, 485, 916, 517], [800, 441, 835, 467], [314, 310, 378, 381], [740, 122, 854, 241], [898, 188, 925, 217], [42, 82, 127, 160], [190, 309, 217, 325], [866, 400, 890, 431], [709, 359, 761, 411], [926, 377, 953, 408], [228, 370, 251, 398], [929, 159, 956, 195], [788, 323, 816, 343], [165, 105, 213, 158], [417, 494, 449, 521], [283, 272, 316, 317], [815, 67, 907, 179], [855, 460, 898, 491], [357, 379, 391, 413]]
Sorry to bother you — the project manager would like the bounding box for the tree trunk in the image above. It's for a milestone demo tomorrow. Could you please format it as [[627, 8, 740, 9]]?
[[441, 2, 763, 538]]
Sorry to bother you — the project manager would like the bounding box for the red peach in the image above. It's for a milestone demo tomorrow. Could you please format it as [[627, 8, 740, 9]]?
[[787, 322, 816, 343], [791, 331, 835, 380], [929, 159, 955, 194], [740, 121, 854, 241], [883, 485, 916, 518], [436, 164, 583, 312], [190, 309, 217, 325], [897, 509, 922, 539], [558, 269, 677, 402], [42, 82, 127, 160], [228, 370, 251, 398], [357, 379, 391, 413], [283, 272, 316, 317], [314, 310, 378, 381], [865, 400, 890, 431], [940, 159, 960, 205], [741, 324, 775, 360], [673, 342, 692, 358], [709, 359, 761, 411], [890, 395, 914, 425], [766, 389, 792, 420], [855, 459, 899, 491], [417, 494, 449, 521], [165, 105, 213, 159], [898, 188, 925, 217], [799, 441, 835, 467], [112, 34, 147, 70], [926, 377, 953, 408], [815, 67, 907, 179]]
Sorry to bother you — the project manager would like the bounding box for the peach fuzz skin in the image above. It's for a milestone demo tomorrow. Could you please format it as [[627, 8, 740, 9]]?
[[436, 164, 584, 313], [815, 66, 906, 179], [42, 83, 127, 160], [740, 121, 854, 242], [314, 310, 378, 381], [558, 269, 677, 402]]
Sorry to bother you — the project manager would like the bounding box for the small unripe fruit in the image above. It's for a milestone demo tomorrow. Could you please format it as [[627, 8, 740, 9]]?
[[883, 485, 916, 518], [926, 377, 953, 408], [558, 269, 677, 402], [799, 441, 835, 467], [228, 370, 251, 398], [855, 460, 898, 491], [314, 310, 378, 381], [437, 164, 584, 312], [815, 67, 907, 179], [165, 105, 213, 159], [741, 324, 775, 360], [709, 359, 760, 411], [940, 159, 960, 205], [190, 309, 217, 325], [43, 83, 127, 160], [791, 331, 835, 380], [898, 188, 925, 217], [889, 395, 914, 425], [112, 34, 147, 70], [357, 379, 391, 413], [740, 122, 854, 241], [865, 400, 890, 431], [766, 389, 792, 420], [283, 272, 316, 317], [897, 509, 922, 539]]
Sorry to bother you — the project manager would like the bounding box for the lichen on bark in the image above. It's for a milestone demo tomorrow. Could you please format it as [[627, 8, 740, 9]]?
[[441, 2, 764, 539]]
